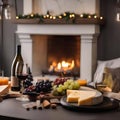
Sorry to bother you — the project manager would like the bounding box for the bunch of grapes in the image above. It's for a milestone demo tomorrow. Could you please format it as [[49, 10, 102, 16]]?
[[25, 85, 36, 93], [53, 77, 69, 86], [35, 80, 52, 93], [24, 80, 52, 93], [52, 79, 80, 96]]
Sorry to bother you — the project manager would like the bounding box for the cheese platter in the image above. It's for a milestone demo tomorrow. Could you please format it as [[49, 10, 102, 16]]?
[[15, 76, 119, 112], [60, 87, 119, 112]]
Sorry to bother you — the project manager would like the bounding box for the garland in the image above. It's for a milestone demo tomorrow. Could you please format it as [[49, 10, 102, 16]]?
[[16, 11, 103, 24]]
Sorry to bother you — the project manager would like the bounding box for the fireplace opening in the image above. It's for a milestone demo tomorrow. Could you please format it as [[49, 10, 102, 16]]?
[[43, 35, 80, 77]]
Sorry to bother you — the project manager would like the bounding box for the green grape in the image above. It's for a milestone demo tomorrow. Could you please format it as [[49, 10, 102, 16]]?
[[73, 81, 80, 89], [52, 79, 81, 96], [68, 85, 73, 90], [58, 84, 63, 88], [70, 82, 74, 86], [62, 85, 66, 90], [52, 89, 59, 96], [57, 87, 63, 93], [67, 79, 73, 85], [64, 84, 68, 90], [53, 85, 57, 90], [64, 81, 69, 86]]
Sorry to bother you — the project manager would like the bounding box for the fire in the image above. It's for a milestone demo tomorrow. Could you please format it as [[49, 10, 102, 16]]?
[[49, 60, 75, 72]]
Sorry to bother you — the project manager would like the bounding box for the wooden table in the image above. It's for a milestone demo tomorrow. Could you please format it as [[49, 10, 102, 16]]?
[[0, 98, 120, 120]]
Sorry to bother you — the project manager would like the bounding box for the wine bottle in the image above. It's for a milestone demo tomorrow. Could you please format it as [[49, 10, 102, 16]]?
[[11, 45, 24, 91]]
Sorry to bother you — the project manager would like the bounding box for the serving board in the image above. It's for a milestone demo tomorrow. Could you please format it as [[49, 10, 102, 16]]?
[[60, 86, 120, 112], [60, 96, 119, 112]]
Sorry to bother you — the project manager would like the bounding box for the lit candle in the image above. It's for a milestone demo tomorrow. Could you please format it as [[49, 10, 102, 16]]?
[[0, 77, 9, 85]]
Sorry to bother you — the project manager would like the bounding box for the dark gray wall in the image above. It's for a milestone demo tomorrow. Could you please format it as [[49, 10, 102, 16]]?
[[98, 0, 120, 60], [0, 0, 23, 76]]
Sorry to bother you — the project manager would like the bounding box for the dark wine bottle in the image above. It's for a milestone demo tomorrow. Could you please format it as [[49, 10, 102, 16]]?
[[11, 45, 24, 91]]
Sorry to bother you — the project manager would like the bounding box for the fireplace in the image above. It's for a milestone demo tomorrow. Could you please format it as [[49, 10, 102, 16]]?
[[16, 0, 100, 82], [16, 24, 99, 82]]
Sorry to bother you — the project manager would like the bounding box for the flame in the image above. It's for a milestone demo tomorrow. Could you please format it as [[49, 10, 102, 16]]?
[[61, 61, 69, 68], [57, 63, 61, 70], [49, 60, 75, 72]]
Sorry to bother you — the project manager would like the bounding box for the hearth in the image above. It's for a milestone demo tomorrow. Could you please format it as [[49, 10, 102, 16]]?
[[42, 35, 80, 76]]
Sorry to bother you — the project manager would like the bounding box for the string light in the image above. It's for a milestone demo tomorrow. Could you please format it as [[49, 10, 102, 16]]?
[[88, 15, 91, 18], [100, 16, 103, 20], [72, 14, 75, 18], [16, 16, 19, 19], [69, 14, 72, 18], [50, 16, 53, 19], [63, 13, 66, 16], [46, 14, 49, 18], [43, 15, 46, 19], [59, 15, 62, 19], [94, 15, 97, 19], [30, 14, 34, 17], [53, 16, 56, 19], [80, 14, 83, 18]]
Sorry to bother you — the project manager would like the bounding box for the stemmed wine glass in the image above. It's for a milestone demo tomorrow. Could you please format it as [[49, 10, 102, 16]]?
[[16, 62, 28, 93]]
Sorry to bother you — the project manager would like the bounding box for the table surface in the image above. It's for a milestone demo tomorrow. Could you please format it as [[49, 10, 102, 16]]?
[[0, 97, 120, 120]]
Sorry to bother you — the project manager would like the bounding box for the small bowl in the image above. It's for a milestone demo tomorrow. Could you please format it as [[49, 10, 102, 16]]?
[[23, 91, 39, 101]]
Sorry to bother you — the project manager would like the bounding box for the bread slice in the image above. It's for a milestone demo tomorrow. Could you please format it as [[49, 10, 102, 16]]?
[[0, 85, 9, 96]]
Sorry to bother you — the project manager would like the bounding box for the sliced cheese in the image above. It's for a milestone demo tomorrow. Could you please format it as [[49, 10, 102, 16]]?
[[0, 85, 9, 96]]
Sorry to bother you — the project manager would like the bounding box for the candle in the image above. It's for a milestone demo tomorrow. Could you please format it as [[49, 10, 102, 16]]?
[[0, 77, 9, 85], [77, 79, 87, 86]]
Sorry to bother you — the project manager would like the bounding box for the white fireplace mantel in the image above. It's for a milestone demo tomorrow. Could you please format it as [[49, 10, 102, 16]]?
[[16, 24, 99, 82]]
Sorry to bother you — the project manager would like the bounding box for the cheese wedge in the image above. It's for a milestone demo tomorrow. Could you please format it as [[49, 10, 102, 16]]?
[[78, 91, 96, 105], [67, 92, 80, 102], [67, 90, 96, 105], [0, 85, 9, 96], [67, 90, 80, 96]]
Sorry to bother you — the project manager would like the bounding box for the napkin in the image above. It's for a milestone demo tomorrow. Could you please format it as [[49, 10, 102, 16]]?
[[103, 92, 120, 101]]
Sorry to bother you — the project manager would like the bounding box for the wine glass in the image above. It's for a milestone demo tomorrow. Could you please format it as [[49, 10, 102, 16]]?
[[16, 62, 28, 93]]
